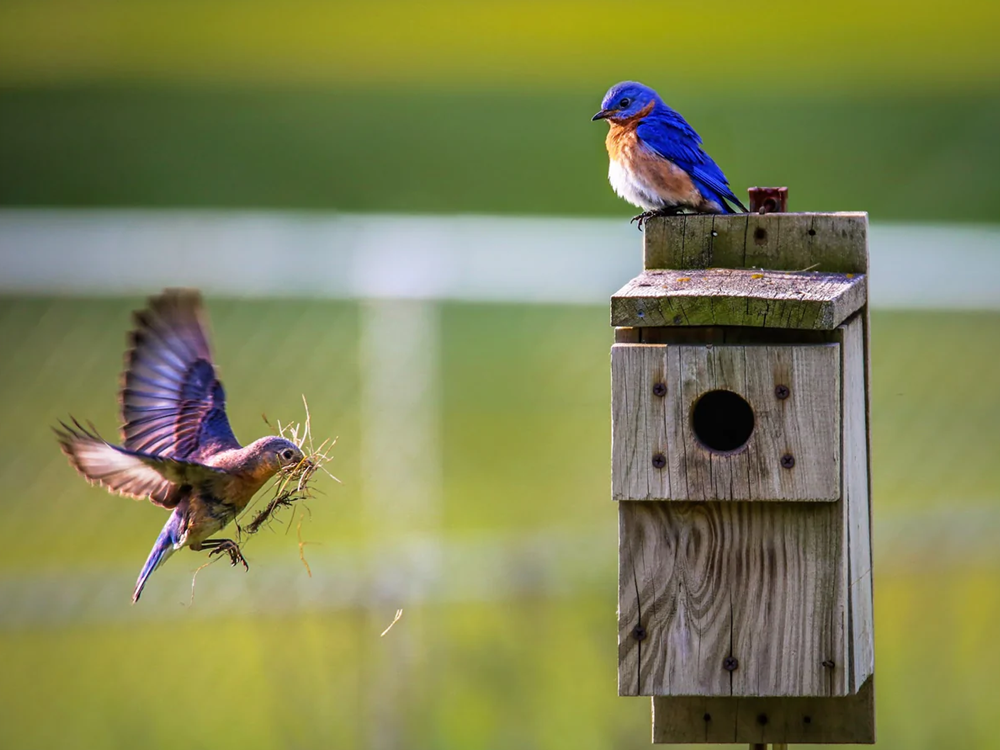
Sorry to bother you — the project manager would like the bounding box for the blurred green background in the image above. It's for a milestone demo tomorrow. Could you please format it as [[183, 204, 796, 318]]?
[[2, 1, 1000, 749], [2, 0, 1000, 220]]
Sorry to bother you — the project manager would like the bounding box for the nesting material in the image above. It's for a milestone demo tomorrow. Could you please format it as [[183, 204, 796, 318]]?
[[241, 396, 338, 537]]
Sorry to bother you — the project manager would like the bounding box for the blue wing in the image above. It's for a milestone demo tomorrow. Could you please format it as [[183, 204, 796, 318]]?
[[120, 290, 240, 461], [637, 109, 747, 213]]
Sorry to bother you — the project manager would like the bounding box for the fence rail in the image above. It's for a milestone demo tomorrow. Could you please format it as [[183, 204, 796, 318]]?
[[2, 209, 1000, 308]]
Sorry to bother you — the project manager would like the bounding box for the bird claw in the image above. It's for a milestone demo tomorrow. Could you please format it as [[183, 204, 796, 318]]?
[[630, 211, 656, 231], [207, 539, 249, 571], [631, 207, 686, 230]]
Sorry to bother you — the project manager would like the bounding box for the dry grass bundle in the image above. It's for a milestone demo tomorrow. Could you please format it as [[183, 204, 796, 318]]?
[[241, 395, 339, 537]]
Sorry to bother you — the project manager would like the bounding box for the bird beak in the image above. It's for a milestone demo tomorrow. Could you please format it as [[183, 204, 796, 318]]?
[[592, 109, 612, 121]]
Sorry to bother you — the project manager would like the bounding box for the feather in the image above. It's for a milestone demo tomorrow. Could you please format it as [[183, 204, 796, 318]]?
[[54, 420, 227, 509], [119, 289, 240, 459], [637, 112, 747, 214]]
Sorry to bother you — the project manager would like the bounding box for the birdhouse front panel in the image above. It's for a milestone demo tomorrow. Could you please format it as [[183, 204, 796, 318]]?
[[612, 342, 841, 502]]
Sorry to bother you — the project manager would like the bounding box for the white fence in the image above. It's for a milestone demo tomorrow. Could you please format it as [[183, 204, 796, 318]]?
[[2, 208, 999, 307], [1, 209, 998, 627]]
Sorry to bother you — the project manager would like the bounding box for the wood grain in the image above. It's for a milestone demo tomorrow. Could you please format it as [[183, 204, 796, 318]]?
[[611, 345, 671, 502], [611, 268, 867, 330], [840, 315, 875, 692], [614, 327, 642, 343], [643, 213, 868, 275], [611, 343, 841, 502], [619, 501, 846, 698], [651, 676, 875, 743]]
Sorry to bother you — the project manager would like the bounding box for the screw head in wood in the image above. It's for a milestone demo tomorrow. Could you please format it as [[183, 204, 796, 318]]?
[[652, 382, 667, 397], [774, 384, 790, 400], [780, 453, 795, 469], [651, 453, 667, 469], [632, 625, 646, 641], [723, 656, 738, 671]]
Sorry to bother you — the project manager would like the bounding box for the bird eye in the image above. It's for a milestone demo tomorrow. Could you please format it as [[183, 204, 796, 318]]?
[[281, 449, 295, 462], [619, 97, 631, 108]]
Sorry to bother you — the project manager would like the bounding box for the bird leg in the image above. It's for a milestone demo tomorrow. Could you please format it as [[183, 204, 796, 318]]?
[[630, 206, 686, 230], [202, 538, 249, 571]]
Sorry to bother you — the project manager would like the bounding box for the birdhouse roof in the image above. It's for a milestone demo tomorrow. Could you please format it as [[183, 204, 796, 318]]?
[[615, 212, 870, 329], [611, 267, 866, 329]]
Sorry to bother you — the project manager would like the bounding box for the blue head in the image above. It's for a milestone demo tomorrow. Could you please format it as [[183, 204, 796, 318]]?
[[592, 81, 662, 123]]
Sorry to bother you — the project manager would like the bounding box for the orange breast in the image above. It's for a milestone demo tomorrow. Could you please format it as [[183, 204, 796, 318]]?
[[604, 100, 655, 162], [627, 148, 702, 205]]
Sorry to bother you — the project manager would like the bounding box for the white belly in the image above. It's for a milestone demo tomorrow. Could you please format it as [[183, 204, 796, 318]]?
[[608, 158, 667, 211]]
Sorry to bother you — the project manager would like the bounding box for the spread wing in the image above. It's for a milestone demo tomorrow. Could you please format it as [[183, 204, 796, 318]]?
[[55, 420, 227, 509], [120, 289, 240, 461], [637, 110, 747, 213]]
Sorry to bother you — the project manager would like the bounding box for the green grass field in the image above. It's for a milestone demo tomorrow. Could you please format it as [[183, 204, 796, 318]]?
[[2, 1, 1000, 222], [1, 298, 999, 749], [2, 85, 999, 222]]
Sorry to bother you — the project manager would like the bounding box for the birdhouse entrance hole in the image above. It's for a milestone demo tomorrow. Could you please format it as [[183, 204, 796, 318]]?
[[691, 389, 755, 453]]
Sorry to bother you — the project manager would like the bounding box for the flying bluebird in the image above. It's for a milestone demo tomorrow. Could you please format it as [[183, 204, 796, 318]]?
[[55, 290, 305, 603], [592, 81, 747, 225]]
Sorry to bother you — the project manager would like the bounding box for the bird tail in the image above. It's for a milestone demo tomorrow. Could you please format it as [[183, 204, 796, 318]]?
[[724, 192, 749, 214], [132, 507, 185, 603], [704, 186, 748, 214]]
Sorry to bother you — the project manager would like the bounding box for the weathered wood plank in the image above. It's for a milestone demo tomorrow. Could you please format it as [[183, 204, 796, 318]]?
[[651, 676, 875, 743], [670, 345, 754, 501], [619, 501, 846, 697], [643, 213, 868, 275], [618, 501, 742, 697], [650, 694, 741, 744], [611, 343, 841, 502], [611, 268, 867, 330], [611, 345, 671, 502], [840, 315, 875, 693], [636, 326, 836, 345], [614, 327, 642, 343]]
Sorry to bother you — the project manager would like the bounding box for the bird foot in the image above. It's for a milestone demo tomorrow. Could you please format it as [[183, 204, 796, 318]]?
[[630, 211, 656, 230], [206, 539, 249, 571], [630, 207, 685, 230]]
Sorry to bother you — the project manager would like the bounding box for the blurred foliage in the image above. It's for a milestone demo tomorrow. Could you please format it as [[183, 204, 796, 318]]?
[[2, 0, 999, 92], [0, 298, 999, 749], [2, 0, 1000, 220], [2, 86, 999, 221]]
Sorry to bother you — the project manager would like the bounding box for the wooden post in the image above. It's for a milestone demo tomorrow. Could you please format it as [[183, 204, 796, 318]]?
[[612, 209, 875, 745]]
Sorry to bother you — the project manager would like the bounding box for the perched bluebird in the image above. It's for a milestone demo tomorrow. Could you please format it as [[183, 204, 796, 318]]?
[[592, 81, 747, 225], [55, 290, 305, 602]]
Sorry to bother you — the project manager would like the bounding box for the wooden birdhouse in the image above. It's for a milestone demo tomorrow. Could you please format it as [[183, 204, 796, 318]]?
[[611, 206, 875, 745]]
